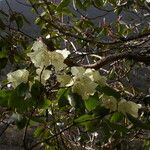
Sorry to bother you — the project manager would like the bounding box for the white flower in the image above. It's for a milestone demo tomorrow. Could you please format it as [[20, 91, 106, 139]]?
[[34, 68, 51, 85], [71, 67, 107, 86], [72, 75, 98, 100], [7, 69, 29, 88], [27, 49, 50, 68], [118, 99, 141, 118], [57, 74, 72, 87], [56, 49, 70, 59], [84, 69, 107, 86], [49, 51, 67, 71], [32, 41, 47, 52], [27, 41, 68, 71], [71, 67, 85, 77], [101, 96, 117, 111]]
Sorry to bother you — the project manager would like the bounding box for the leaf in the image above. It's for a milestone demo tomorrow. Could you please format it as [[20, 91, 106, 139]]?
[[0, 90, 10, 107], [93, 106, 110, 118], [84, 94, 99, 111], [107, 121, 129, 134], [98, 85, 121, 99], [73, 0, 86, 11], [57, 0, 71, 11], [8, 84, 30, 112], [57, 88, 70, 108], [0, 49, 8, 59], [74, 114, 95, 124], [94, 0, 105, 8], [71, 93, 85, 115], [31, 80, 44, 99], [110, 112, 124, 123], [15, 83, 29, 97], [74, 114, 100, 131], [0, 58, 7, 69], [34, 126, 45, 137], [83, 0, 92, 8], [127, 114, 150, 130]]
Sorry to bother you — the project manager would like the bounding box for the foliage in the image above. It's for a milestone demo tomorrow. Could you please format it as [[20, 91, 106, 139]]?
[[0, 0, 150, 149]]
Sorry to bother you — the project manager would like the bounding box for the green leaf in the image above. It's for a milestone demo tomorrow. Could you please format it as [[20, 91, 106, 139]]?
[[74, 114, 100, 131], [107, 120, 129, 134], [8, 83, 30, 112], [85, 94, 99, 111], [0, 90, 10, 107], [94, 0, 106, 7], [15, 83, 29, 97], [93, 106, 109, 118], [83, 0, 92, 8], [31, 80, 44, 100], [57, 0, 71, 11], [0, 49, 8, 59], [110, 112, 124, 123], [98, 85, 121, 99], [34, 126, 45, 137], [74, 114, 95, 124], [127, 114, 150, 130], [0, 58, 7, 69], [73, 0, 86, 11], [57, 88, 70, 108], [71, 93, 85, 115]]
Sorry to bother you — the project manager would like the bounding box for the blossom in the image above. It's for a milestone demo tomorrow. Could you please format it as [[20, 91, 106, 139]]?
[[7, 69, 29, 88], [101, 95, 117, 111], [57, 74, 72, 87], [72, 76, 98, 100], [118, 99, 141, 118], [56, 49, 70, 59], [49, 51, 67, 71], [27, 41, 68, 71], [71, 67, 85, 77], [84, 69, 107, 86], [32, 40, 48, 52], [34, 68, 51, 85], [27, 49, 50, 68]]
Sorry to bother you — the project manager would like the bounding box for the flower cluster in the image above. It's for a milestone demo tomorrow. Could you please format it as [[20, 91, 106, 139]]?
[[6, 40, 141, 118], [7, 69, 29, 88], [101, 96, 141, 118], [57, 67, 107, 100], [7, 41, 70, 86]]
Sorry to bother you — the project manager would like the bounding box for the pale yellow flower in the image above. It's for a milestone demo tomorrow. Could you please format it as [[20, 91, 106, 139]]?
[[32, 41, 47, 52], [101, 96, 117, 111], [7, 69, 29, 88], [71, 67, 85, 77], [27, 49, 50, 68], [56, 49, 70, 59], [84, 69, 107, 86], [27, 41, 67, 71], [49, 51, 67, 71], [34, 68, 51, 85], [72, 76, 98, 100], [118, 99, 141, 118], [57, 74, 72, 87]]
